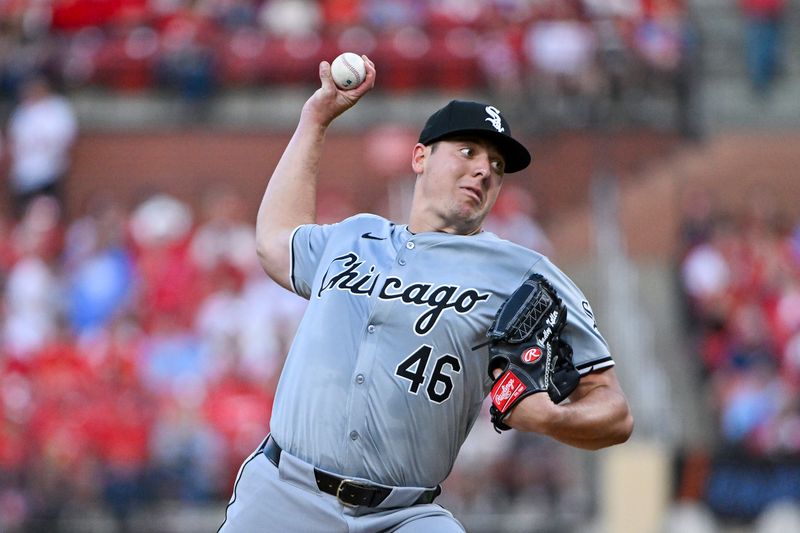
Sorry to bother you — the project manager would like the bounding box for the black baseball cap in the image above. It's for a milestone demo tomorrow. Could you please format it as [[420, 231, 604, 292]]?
[[418, 100, 531, 173]]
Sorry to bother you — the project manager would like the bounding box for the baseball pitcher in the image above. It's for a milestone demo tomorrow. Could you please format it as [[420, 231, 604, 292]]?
[[218, 55, 633, 532]]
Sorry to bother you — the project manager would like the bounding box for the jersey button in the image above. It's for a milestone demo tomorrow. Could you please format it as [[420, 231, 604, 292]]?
[[355, 374, 365, 384], [406, 241, 415, 250], [367, 325, 376, 333], [398, 258, 406, 266], [350, 431, 359, 441]]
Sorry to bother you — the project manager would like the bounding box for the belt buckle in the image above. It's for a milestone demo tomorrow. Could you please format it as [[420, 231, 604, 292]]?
[[336, 479, 370, 507]]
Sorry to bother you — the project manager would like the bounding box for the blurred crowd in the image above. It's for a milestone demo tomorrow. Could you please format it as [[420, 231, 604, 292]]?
[[0, 190, 307, 530], [679, 190, 800, 457], [0, 0, 696, 131]]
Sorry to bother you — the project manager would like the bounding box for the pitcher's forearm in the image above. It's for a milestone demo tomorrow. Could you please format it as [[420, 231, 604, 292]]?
[[504, 368, 633, 449], [539, 388, 633, 449]]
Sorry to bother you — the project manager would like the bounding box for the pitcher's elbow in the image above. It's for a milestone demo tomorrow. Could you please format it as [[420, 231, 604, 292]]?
[[615, 411, 635, 445], [255, 231, 293, 290], [255, 238, 272, 272], [599, 409, 634, 449]]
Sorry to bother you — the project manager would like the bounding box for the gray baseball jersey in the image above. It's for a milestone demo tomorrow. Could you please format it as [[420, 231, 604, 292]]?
[[269, 213, 613, 489]]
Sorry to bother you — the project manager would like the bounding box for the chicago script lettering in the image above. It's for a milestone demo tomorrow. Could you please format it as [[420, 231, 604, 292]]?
[[318, 253, 490, 334], [318, 253, 380, 297]]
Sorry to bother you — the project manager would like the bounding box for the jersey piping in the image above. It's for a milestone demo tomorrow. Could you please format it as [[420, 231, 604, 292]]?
[[289, 224, 303, 295]]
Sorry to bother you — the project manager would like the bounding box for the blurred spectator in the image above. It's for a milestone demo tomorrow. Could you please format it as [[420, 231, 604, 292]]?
[[129, 193, 198, 328], [680, 222, 732, 324], [633, 0, 699, 136], [322, 0, 362, 29], [189, 185, 254, 275], [202, 365, 274, 491], [634, 0, 686, 75], [258, 0, 322, 36], [476, 22, 526, 119], [238, 271, 306, 382], [523, 0, 600, 126], [194, 263, 246, 362], [362, 0, 427, 30], [138, 312, 210, 398], [65, 200, 135, 338], [484, 183, 554, 256], [149, 399, 224, 502], [2, 197, 63, 358], [588, 5, 636, 117], [0, 4, 57, 100], [3, 74, 77, 219], [680, 213, 744, 348], [714, 358, 785, 452], [525, 2, 597, 81], [155, 10, 219, 117], [739, 0, 786, 96], [211, 0, 260, 31], [726, 300, 779, 371]]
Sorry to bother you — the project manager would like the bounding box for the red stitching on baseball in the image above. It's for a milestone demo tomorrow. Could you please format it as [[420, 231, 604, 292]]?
[[342, 56, 362, 86]]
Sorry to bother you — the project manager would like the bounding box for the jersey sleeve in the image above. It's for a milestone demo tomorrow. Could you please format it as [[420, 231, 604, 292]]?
[[289, 222, 336, 299], [533, 259, 614, 375], [289, 213, 391, 299]]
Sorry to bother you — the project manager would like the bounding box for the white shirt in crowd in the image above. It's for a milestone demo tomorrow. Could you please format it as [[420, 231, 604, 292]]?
[[8, 93, 78, 193]]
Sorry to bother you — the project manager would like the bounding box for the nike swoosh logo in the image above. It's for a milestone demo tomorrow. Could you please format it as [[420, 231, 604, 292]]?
[[361, 232, 386, 240]]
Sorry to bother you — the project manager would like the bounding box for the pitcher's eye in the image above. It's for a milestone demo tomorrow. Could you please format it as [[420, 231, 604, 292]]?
[[460, 147, 474, 157], [491, 159, 505, 173]]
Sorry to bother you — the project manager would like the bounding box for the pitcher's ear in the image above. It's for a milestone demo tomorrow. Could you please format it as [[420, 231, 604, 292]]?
[[412, 143, 427, 174]]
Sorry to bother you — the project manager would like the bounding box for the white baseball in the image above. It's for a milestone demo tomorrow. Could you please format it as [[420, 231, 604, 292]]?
[[330, 52, 366, 90]]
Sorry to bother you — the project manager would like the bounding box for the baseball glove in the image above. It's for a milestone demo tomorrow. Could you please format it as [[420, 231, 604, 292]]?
[[484, 273, 581, 432]]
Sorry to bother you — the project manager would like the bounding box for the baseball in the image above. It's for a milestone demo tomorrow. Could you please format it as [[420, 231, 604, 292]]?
[[330, 52, 366, 90]]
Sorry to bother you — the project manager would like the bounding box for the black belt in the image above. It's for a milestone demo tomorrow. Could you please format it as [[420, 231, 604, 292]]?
[[262, 437, 440, 508]]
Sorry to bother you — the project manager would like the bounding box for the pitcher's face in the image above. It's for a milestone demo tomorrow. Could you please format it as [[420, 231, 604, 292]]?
[[410, 137, 505, 234]]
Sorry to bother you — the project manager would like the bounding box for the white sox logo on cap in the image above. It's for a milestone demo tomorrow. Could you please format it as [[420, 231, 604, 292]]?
[[484, 106, 505, 133]]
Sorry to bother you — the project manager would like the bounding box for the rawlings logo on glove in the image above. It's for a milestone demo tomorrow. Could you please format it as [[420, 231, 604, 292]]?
[[483, 273, 581, 432], [492, 373, 527, 412]]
